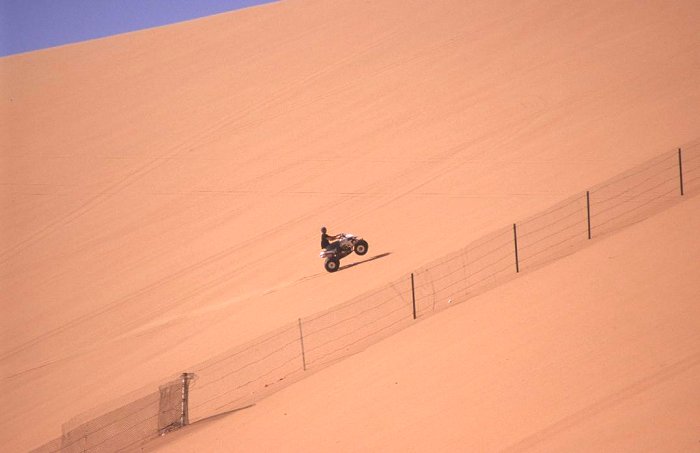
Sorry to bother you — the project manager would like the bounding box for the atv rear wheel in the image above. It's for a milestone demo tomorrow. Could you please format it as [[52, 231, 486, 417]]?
[[354, 240, 368, 256], [324, 257, 340, 272]]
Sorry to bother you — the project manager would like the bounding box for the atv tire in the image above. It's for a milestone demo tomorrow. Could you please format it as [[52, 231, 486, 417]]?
[[324, 257, 340, 272], [354, 240, 368, 256]]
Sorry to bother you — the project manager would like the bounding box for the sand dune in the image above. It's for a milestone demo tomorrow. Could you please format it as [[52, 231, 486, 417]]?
[[2, 0, 700, 451]]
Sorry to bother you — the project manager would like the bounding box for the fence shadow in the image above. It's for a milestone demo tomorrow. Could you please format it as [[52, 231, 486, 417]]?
[[141, 405, 255, 452]]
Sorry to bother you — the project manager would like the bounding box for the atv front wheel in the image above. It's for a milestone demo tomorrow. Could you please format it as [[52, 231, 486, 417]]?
[[324, 257, 340, 272], [354, 240, 368, 256]]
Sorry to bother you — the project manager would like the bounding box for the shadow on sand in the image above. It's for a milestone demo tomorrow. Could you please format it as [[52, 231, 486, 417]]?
[[144, 404, 256, 451], [339, 252, 392, 271]]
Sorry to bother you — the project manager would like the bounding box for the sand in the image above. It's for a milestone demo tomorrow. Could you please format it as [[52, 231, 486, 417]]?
[[2, 0, 699, 451], [148, 187, 700, 452]]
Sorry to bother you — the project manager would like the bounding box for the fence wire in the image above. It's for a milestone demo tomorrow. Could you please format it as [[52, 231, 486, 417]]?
[[302, 275, 413, 369], [187, 322, 305, 422], [517, 192, 590, 271], [590, 151, 683, 237], [31, 378, 183, 453], [413, 226, 515, 317]]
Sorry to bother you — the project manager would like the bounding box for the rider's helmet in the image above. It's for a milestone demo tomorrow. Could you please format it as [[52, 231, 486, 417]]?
[[321, 226, 327, 233]]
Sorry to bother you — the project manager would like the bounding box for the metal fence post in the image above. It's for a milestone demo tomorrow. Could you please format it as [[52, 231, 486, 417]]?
[[679, 148, 684, 196], [181, 373, 194, 427], [411, 273, 417, 320], [298, 318, 307, 371], [586, 191, 592, 239], [513, 223, 520, 273]]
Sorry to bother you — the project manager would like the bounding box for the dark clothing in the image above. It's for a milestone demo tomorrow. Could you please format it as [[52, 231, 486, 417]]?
[[321, 233, 333, 249]]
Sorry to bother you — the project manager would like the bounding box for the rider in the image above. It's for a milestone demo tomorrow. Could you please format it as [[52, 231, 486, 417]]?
[[321, 226, 341, 251]]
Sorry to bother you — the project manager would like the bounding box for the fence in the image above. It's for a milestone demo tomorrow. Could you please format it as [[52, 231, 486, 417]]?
[[413, 144, 699, 317], [181, 274, 415, 422], [31, 376, 186, 453], [32, 141, 700, 451]]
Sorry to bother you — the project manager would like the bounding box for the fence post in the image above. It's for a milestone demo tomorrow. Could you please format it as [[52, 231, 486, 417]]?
[[586, 191, 592, 239], [513, 223, 520, 273], [411, 273, 417, 320], [298, 318, 307, 371], [181, 373, 194, 427], [678, 148, 684, 196]]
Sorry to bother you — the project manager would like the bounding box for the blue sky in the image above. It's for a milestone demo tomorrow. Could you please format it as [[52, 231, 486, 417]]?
[[0, 0, 277, 57]]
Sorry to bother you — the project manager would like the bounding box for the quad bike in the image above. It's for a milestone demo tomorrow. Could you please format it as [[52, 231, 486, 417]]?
[[319, 233, 368, 272]]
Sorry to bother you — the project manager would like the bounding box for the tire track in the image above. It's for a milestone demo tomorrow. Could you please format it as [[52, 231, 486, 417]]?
[[0, 187, 360, 363], [1, 13, 517, 360], [0, 114, 242, 262], [1, 14, 405, 263], [1, 28, 345, 262]]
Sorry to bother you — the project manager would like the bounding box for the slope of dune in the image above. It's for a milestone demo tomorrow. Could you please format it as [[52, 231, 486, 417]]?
[[149, 193, 700, 452], [2, 0, 700, 451]]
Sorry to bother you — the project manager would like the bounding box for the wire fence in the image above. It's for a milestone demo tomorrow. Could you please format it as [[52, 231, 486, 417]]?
[[413, 225, 516, 317], [187, 322, 305, 421], [31, 377, 184, 453], [413, 144, 698, 318], [31, 141, 699, 452]]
